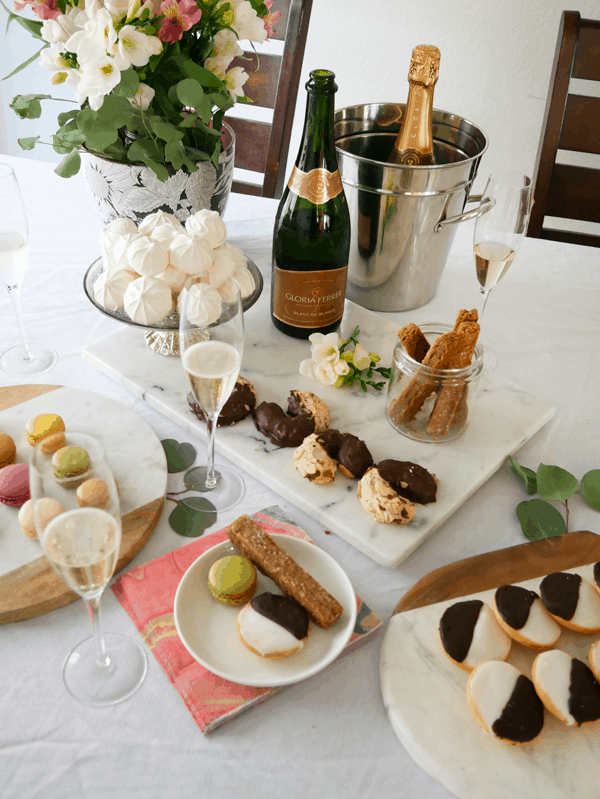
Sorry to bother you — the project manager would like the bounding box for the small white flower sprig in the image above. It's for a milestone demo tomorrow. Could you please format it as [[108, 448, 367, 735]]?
[[299, 325, 391, 392]]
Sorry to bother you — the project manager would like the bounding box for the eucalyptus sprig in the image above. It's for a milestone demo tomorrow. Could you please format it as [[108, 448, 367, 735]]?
[[162, 439, 217, 536], [509, 456, 600, 541], [337, 326, 392, 393]]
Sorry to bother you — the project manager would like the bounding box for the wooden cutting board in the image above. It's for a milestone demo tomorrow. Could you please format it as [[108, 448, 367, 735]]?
[[380, 532, 600, 799], [0, 384, 167, 623]]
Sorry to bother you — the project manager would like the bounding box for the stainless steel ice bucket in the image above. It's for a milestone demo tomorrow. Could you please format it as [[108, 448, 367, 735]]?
[[334, 103, 488, 312]]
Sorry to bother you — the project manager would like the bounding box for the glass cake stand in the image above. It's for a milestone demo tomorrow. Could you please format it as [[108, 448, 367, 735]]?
[[83, 255, 263, 356]]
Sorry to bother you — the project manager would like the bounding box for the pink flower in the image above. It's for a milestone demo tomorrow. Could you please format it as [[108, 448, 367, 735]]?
[[263, 0, 281, 40], [13, 0, 60, 20], [157, 0, 201, 43]]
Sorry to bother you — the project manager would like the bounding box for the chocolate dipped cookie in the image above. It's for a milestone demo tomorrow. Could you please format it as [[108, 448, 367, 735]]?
[[539, 572, 600, 633], [236, 592, 309, 659], [188, 375, 257, 427], [253, 390, 329, 448], [293, 429, 373, 484], [439, 599, 511, 672], [533, 650, 600, 727], [493, 584, 561, 649]]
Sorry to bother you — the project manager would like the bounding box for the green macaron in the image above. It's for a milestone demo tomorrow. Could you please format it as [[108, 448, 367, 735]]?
[[52, 446, 91, 480], [208, 555, 257, 606]]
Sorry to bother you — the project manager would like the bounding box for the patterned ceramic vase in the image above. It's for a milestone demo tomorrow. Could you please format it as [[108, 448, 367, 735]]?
[[83, 122, 235, 225]]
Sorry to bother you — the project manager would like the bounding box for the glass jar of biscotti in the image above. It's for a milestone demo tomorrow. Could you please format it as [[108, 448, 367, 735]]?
[[386, 323, 484, 443]]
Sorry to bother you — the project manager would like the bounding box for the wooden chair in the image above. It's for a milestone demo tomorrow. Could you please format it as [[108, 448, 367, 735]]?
[[527, 10, 600, 247], [226, 0, 313, 199]]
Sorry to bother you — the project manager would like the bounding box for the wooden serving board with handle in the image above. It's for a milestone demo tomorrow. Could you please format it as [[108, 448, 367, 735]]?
[[393, 531, 600, 615], [0, 384, 166, 624]]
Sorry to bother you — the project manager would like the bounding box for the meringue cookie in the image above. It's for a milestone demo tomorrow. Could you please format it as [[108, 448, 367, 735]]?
[[100, 217, 137, 259], [215, 243, 246, 271], [158, 263, 189, 294], [185, 209, 227, 248], [94, 268, 136, 311], [124, 276, 174, 325], [137, 210, 181, 236], [150, 222, 183, 248], [178, 283, 222, 326], [127, 236, 169, 278], [233, 265, 255, 299], [112, 232, 141, 272], [169, 233, 214, 275]]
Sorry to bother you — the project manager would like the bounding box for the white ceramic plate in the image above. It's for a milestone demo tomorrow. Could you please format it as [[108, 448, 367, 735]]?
[[174, 535, 357, 687]]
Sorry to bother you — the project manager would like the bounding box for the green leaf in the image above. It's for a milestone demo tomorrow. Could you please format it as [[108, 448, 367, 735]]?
[[176, 78, 205, 111], [161, 439, 196, 473], [141, 158, 169, 182], [54, 148, 82, 178], [180, 111, 199, 129], [181, 61, 225, 89], [581, 470, 600, 511], [127, 137, 163, 162], [536, 463, 579, 502], [516, 498, 567, 541], [168, 497, 217, 537], [85, 129, 119, 153], [164, 139, 184, 170], [95, 94, 132, 129], [150, 118, 183, 143], [102, 139, 127, 160], [209, 92, 233, 111], [57, 109, 79, 126], [112, 67, 140, 99], [10, 93, 50, 119], [2, 46, 46, 81], [17, 136, 40, 151], [53, 126, 86, 154], [508, 455, 538, 495]]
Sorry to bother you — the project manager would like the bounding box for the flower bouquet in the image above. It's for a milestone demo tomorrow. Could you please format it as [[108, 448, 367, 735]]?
[[3, 0, 279, 180]]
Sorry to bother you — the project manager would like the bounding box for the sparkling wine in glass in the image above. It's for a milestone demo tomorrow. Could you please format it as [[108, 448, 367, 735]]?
[[473, 171, 532, 367], [179, 276, 245, 511], [30, 433, 147, 706], [0, 162, 57, 376]]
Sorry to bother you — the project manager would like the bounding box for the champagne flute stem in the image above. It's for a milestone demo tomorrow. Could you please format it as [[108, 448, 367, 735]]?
[[479, 288, 491, 319], [5, 285, 32, 361], [205, 415, 218, 490], [86, 595, 110, 668]]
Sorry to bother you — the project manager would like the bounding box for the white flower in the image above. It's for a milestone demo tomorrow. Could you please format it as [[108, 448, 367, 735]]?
[[128, 82, 155, 109], [315, 360, 339, 386], [223, 65, 248, 101], [40, 13, 81, 44], [352, 342, 371, 371], [39, 46, 69, 71], [104, 0, 130, 20], [309, 332, 341, 363], [299, 358, 317, 380], [232, 0, 267, 42], [79, 55, 122, 94], [113, 25, 162, 70], [209, 28, 242, 71]]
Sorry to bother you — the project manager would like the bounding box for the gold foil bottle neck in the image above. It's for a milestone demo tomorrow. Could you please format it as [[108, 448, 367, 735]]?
[[408, 44, 441, 87]]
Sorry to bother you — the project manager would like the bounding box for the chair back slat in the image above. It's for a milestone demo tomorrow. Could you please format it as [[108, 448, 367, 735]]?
[[546, 163, 600, 223], [559, 95, 600, 153], [528, 10, 600, 247], [227, 118, 271, 172], [573, 22, 600, 79], [230, 53, 281, 109]]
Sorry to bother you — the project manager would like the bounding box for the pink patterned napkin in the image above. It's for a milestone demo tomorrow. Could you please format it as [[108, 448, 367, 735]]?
[[111, 505, 382, 734]]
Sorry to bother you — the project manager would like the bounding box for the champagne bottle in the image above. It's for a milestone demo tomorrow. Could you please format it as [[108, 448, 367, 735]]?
[[389, 44, 441, 166], [271, 69, 351, 339]]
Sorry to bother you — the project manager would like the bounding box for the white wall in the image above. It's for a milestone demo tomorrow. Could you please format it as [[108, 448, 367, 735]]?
[[1, 0, 599, 198]]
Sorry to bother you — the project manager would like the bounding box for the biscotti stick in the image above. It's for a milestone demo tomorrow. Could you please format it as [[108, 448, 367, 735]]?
[[426, 320, 481, 437], [397, 323, 430, 363], [389, 329, 462, 424], [453, 308, 478, 329], [227, 515, 343, 629]]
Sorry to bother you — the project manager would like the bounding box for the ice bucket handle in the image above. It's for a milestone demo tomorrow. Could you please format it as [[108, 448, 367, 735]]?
[[434, 194, 493, 233]]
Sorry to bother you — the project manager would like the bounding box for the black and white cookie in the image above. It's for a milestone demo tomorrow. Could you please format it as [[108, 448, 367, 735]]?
[[439, 599, 511, 671], [467, 660, 545, 745], [539, 572, 600, 633], [493, 584, 561, 649], [533, 650, 600, 727]]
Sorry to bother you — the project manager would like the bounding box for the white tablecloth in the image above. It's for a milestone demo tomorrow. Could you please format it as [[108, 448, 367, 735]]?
[[1, 154, 599, 799]]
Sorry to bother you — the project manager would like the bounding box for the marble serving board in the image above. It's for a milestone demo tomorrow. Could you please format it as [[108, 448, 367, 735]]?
[[82, 293, 555, 568], [379, 559, 600, 799], [0, 386, 167, 597]]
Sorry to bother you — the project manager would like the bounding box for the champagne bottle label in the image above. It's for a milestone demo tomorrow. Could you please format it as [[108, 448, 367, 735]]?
[[287, 166, 344, 204], [272, 265, 348, 328]]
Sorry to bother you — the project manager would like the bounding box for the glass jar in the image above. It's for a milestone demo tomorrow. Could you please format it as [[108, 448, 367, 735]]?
[[386, 323, 483, 443]]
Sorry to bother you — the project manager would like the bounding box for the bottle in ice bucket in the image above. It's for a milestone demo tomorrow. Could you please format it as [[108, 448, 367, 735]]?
[[271, 69, 351, 339], [389, 44, 441, 166]]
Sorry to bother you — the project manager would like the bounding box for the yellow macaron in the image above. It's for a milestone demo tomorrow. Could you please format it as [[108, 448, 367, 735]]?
[[25, 414, 65, 447]]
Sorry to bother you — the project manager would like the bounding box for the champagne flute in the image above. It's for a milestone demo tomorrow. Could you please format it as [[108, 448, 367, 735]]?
[[473, 171, 532, 367], [179, 276, 245, 511], [0, 162, 57, 376], [30, 433, 147, 706]]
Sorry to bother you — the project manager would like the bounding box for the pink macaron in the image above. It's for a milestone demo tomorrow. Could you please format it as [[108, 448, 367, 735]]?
[[0, 463, 31, 507]]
